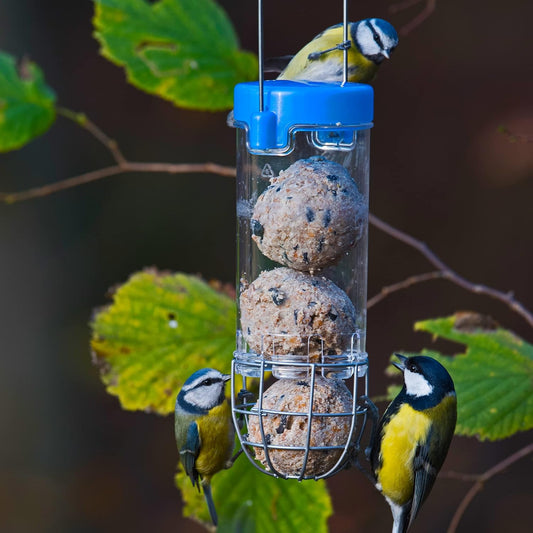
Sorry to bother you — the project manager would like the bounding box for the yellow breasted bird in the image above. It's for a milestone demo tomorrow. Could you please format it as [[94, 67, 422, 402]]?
[[175, 368, 236, 526], [272, 19, 399, 83], [370, 354, 457, 533]]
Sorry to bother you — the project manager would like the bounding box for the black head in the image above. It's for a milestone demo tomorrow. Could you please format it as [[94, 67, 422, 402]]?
[[394, 354, 455, 402]]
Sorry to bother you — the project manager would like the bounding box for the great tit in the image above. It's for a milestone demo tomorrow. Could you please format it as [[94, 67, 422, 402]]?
[[370, 354, 457, 533], [271, 19, 399, 83], [174, 368, 236, 526]]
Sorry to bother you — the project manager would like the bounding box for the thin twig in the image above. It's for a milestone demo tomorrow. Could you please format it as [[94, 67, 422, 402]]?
[[57, 107, 127, 165], [369, 213, 533, 328], [0, 165, 122, 204], [446, 442, 533, 533], [124, 161, 236, 177], [440, 471, 481, 482], [0, 161, 236, 204], [367, 271, 444, 309], [389, 0, 437, 36], [0, 107, 236, 204]]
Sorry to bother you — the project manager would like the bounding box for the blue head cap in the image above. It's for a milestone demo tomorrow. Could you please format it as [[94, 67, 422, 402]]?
[[176, 368, 230, 414], [183, 368, 217, 386], [352, 18, 399, 64], [372, 19, 399, 43]]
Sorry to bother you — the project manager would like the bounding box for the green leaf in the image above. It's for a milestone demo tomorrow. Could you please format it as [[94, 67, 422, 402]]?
[[176, 452, 333, 532], [407, 313, 533, 440], [91, 269, 236, 414], [0, 52, 56, 152], [93, 0, 258, 111]]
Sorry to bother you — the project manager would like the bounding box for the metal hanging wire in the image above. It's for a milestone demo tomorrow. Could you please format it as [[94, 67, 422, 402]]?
[[342, 0, 349, 85], [257, 0, 351, 110], [258, 0, 264, 111]]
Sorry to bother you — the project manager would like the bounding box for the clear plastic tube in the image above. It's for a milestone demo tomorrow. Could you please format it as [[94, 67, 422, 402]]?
[[234, 126, 370, 379]]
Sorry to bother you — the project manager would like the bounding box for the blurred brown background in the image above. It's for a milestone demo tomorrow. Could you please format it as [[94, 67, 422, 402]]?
[[0, 0, 531, 531]]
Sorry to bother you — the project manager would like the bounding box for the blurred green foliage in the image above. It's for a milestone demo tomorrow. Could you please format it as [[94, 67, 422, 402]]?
[[0, 52, 56, 152], [91, 269, 236, 414], [176, 454, 332, 532], [93, 0, 258, 111]]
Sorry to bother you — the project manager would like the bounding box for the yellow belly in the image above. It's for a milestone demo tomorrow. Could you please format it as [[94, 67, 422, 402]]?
[[195, 402, 234, 483], [377, 404, 431, 505]]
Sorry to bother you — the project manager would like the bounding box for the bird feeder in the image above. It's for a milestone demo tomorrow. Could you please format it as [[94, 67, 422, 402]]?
[[229, 1, 375, 481]]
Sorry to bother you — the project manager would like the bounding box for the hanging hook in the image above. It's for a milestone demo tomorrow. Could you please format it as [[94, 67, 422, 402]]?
[[342, 0, 349, 85]]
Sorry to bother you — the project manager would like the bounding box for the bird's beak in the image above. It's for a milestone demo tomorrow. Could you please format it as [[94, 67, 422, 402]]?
[[392, 353, 407, 372], [222, 374, 231, 382], [381, 50, 390, 60]]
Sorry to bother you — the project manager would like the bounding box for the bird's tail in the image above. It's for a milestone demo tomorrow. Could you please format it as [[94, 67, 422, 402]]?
[[203, 483, 218, 526], [392, 512, 408, 533]]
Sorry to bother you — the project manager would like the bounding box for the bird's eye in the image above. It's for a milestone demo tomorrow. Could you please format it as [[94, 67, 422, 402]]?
[[202, 379, 213, 386], [407, 362, 418, 373], [374, 34, 380, 43]]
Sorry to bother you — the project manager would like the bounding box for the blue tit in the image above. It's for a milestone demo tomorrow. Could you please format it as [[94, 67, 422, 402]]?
[[175, 368, 236, 526], [370, 354, 457, 533], [274, 19, 399, 83]]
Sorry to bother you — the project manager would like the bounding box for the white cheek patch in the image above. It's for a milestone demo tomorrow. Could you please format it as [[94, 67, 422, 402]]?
[[404, 369, 433, 397], [355, 24, 381, 57], [185, 385, 222, 411]]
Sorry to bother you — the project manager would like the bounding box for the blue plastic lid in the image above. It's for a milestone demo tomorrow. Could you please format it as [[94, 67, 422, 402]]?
[[232, 80, 373, 151]]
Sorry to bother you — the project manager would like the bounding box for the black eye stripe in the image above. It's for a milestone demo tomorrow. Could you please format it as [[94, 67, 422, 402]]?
[[200, 377, 221, 387], [372, 30, 383, 48], [366, 20, 384, 49]]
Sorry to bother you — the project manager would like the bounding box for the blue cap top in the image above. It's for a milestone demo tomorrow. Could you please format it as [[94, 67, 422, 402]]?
[[232, 80, 373, 151]]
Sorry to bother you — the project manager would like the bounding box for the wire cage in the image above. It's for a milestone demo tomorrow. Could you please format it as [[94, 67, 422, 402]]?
[[229, 0, 376, 480], [231, 335, 372, 480]]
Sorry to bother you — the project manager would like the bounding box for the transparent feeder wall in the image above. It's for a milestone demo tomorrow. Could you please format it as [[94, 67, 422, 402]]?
[[235, 127, 370, 372], [231, 117, 373, 480]]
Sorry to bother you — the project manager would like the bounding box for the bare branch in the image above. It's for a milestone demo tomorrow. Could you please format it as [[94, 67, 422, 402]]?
[[446, 443, 533, 533], [124, 161, 236, 177], [367, 271, 444, 309], [440, 471, 481, 482], [369, 213, 533, 328], [1, 108, 236, 204], [0, 165, 123, 204], [57, 107, 127, 165], [389, 0, 437, 36], [0, 161, 236, 204]]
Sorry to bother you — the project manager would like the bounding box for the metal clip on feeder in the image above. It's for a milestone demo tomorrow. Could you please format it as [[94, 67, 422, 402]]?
[[229, 0, 376, 480]]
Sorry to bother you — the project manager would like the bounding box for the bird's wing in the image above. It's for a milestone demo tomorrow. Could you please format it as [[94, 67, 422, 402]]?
[[180, 420, 201, 488], [409, 438, 438, 528], [263, 55, 294, 73]]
